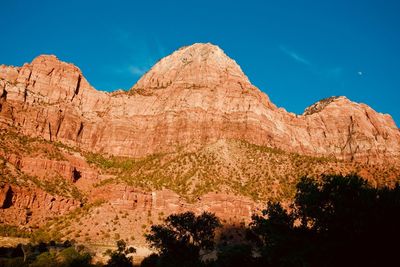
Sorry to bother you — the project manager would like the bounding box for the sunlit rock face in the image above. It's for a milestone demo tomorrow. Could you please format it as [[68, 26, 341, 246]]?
[[1, 43, 399, 162]]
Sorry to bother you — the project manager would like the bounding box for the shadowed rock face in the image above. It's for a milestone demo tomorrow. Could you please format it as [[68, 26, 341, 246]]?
[[0, 184, 13, 209], [0, 43, 399, 163]]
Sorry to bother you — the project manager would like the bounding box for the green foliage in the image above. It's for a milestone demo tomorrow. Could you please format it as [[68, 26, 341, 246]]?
[[30, 199, 105, 243], [0, 130, 68, 160], [93, 178, 116, 188], [0, 242, 92, 267], [0, 130, 87, 204], [29, 246, 92, 267], [26, 174, 85, 202], [30, 251, 58, 267], [0, 224, 32, 238], [82, 140, 332, 203], [85, 153, 136, 171], [30, 228, 60, 244], [58, 246, 92, 267], [145, 211, 221, 266], [248, 174, 400, 266], [53, 141, 81, 154], [83, 139, 400, 204]]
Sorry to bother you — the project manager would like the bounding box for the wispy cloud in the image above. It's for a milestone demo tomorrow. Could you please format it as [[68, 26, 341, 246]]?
[[279, 45, 344, 80], [128, 65, 148, 76], [110, 64, 148, 78], [114, 29, 167, 67], [107, 28, 168, 80], [280, 45, 311, 65]]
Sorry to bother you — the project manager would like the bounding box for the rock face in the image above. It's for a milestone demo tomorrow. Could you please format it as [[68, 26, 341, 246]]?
[[93, 185, 257, 222], [0, 43, 400, 249], [0, 183, 80, 226], [1, 43, 399, 162]]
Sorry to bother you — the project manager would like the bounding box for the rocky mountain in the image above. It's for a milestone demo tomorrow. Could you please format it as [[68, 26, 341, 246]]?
[[1, 43, 399, 161], [0, 43, 399, 256]]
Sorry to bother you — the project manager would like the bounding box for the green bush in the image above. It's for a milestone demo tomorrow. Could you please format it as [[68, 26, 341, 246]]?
[[0, 224, 32, 238]]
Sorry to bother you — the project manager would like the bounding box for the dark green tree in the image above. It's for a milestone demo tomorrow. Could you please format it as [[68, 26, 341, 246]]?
[[216, 244, 254, 267], [59, 246, 92, 267], [248, 175, 400, 267], [140, 253, 160, 267], [145, 211, 221, 267], [248, 201, 314, 266]]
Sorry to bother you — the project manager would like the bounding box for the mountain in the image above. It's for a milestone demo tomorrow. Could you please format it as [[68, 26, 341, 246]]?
[[0, 43, 399, 256], [1, 43, 399, 161]]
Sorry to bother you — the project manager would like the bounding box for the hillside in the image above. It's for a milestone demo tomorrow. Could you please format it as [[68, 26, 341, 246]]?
[[0, 43, 400, 257]]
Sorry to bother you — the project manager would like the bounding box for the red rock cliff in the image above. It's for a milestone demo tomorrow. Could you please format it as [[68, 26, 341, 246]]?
[[0, 43, 399, 162]]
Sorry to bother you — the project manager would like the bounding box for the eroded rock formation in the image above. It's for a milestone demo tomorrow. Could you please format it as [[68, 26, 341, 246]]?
[[0, 43, 398, 162], [0, 183, 80, 226]]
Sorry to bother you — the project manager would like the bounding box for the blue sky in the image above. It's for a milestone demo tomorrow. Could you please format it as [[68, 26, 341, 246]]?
[[1, 0, 399, 125]]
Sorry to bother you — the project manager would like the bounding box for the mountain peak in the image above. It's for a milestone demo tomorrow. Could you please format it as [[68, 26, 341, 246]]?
[[30, 54, 82, 74], [131, 43, 251, 90], [303, 96, 351, 115], [32, 54, 59, 62]]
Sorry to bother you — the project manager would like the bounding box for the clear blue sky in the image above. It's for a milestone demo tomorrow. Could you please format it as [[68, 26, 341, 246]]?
[[2, 0, 399, 125]]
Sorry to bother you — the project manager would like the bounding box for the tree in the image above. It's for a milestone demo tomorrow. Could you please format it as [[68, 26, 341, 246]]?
[[248, 201, 314, 266], [145, 211, 221, 267], [30, 251, 57, 267], [216, 244, 254, 267], [29, 245, 92, 267], [248, 175, 400, 267], [140, 253, 160, 267], [59, 246, 92, 267], [105, 239, 136, 267]]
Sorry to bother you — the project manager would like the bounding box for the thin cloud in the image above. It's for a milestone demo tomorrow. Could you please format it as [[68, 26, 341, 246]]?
[[129, 65, 148, 76], [107, 29, 168, 79], [114, 29, 167, 69], [279, 45, 344, 80], [110, 65, 148, 78], [280, 45, 311, 66]]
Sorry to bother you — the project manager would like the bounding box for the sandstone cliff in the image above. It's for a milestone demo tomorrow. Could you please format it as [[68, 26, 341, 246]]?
[[0, 43, 399, 250], [0, 43, 398, 162]]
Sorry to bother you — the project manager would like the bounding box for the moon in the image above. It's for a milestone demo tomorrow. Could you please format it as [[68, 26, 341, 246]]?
[[358, 71, 363, 76]]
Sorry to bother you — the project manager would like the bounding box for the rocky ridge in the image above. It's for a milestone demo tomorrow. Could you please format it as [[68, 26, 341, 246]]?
[[0, 43, 398, 162], [0, 43, 399, 252]]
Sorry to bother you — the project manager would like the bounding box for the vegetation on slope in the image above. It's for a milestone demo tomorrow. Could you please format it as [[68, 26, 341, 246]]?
[[1, 129, 400, 256], [0, 156, 84, 202], [30, 199, 106, 243], [0, 129, 85, 201], [85, 139, 400, 202], [2, 128, 398, 204], [0, 130, 66, 161]]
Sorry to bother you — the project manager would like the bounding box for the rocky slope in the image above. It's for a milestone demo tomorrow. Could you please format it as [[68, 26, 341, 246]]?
[[0, 43, 399, 254], [1, 130, 398, 247]]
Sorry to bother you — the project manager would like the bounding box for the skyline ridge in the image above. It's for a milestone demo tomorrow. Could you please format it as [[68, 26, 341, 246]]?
[[5, 43, 398, 126]]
